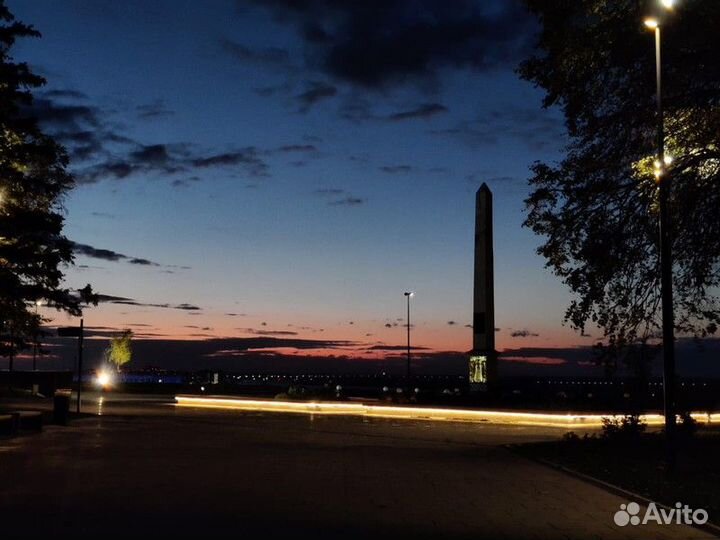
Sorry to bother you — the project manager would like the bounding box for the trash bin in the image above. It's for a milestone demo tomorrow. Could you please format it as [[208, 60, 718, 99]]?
[[53, 389, 71, 425]]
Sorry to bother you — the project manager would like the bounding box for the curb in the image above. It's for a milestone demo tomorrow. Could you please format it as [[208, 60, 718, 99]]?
[[505, 444, 720, 539]]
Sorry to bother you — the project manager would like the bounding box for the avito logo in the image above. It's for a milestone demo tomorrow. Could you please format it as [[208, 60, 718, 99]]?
[[614, 501, 708, 527]]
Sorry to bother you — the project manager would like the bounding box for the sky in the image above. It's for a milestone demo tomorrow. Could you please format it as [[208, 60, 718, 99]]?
[[11, 0, 713, 376]]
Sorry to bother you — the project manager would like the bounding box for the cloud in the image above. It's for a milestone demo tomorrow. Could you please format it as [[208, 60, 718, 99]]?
[[136, 100, 174, 119], [295, 81, 338, 112], [76, 144, 270, 184], [328, 196, 365, 206], [94, 293, 202, 312], [379, 165, 413, 174], [220, 38, 292, 67], [26, 97, 101, 130], [175, 303, 202, 311], [42, 89, 89, 100], [212, 336, 356, 352], [26, 90, 272, 185], [57, 326, 165, 339], [314, 188, 345, 196], [510, 329, 540, 338], [252, 81, 295, 98], [276, 144, 318, 153], [246, 0, 536, 89], [387, 103, 447, 121], [130, 144, 173, 165], [128, 257, 158, 266], [71, 242, 190, 272], [171, 176, 201, 188], [190, 147, 268, 174], [366, 344, 431, 351], [71, 242, 161, 266], [430, 106, 565, 150], [502, 356, 566, 366], [314, 188, 366, 207], [238, 327, 299, 336], [94, 294, 135, 303]]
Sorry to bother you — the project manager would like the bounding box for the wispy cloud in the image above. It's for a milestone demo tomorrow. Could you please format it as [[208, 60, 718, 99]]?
[[95, 293, 201, 312], [510, 329, 540, 338], [430, 106, 565, 151], [386, 103, 448, 121], [295, 81, 338, 112], [314, 188, 366, 207], [26, 91, 274, 185], [70, 242, 189, 272], [379, 165, 413, 174]]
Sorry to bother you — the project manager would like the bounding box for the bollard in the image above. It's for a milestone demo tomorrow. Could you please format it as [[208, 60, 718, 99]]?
[[53, 389, 71, 425]]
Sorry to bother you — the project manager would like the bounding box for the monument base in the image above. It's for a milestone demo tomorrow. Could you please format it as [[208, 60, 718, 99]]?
[[468, 350, 497, 393]]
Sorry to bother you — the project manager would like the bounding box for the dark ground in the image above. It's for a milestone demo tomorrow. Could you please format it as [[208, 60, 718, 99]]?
[[0, 392, 714, 540], [515, 428, 720, 525]]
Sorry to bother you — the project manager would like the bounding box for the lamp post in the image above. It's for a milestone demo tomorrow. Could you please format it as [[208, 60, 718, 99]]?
[[404, 292, 414, 379], [33, 299, 43, 371], [645, 0, 676, 470]]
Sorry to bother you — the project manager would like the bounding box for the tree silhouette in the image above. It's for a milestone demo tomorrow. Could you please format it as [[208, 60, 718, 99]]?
[[520, 0, 720, 362], [0, 1, 92, 366]]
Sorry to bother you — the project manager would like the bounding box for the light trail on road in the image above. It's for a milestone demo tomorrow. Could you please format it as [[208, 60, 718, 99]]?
[[174, 395, 720, 428]]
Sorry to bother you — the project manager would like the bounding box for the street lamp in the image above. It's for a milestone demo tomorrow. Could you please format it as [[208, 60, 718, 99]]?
[[404, 292, 414, 379], [644, 0, 676, 469]]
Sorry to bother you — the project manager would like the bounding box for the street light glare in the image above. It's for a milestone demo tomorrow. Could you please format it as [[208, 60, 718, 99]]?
[[96, 370, 113, 389], [644, 18, 659, 29], [660, 0, 675, 9]]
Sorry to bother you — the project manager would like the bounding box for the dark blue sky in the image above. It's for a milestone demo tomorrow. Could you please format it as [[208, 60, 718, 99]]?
[[10, 0, 644, 374]]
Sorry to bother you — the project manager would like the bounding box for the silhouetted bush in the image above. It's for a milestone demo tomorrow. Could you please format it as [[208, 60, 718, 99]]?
[[601, 414, 646, 441], [676, 411, 698, 438]]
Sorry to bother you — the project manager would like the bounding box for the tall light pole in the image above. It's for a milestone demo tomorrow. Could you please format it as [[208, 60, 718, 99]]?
[[645, 0, 676, 469], [33, 299, 43, 371], [404, 292, 414, 379]]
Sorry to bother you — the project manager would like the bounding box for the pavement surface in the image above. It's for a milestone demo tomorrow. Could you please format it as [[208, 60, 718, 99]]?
[[0, 392, 715, 539]]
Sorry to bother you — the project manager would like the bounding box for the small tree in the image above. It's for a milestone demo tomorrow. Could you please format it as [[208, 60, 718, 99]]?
[[105, 329, 133, 372]]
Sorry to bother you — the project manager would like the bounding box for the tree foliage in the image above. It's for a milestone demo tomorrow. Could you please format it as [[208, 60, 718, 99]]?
[[0, 1, 93, 362], [520, 0, 720, 359], [106, 329, 133, 371]]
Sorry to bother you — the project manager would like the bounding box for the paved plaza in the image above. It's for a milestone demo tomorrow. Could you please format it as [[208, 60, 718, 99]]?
[[0, 393, 715, 539]]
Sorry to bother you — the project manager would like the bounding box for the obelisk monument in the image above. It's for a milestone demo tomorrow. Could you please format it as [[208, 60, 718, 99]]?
[[469, 183, 497, 390]]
